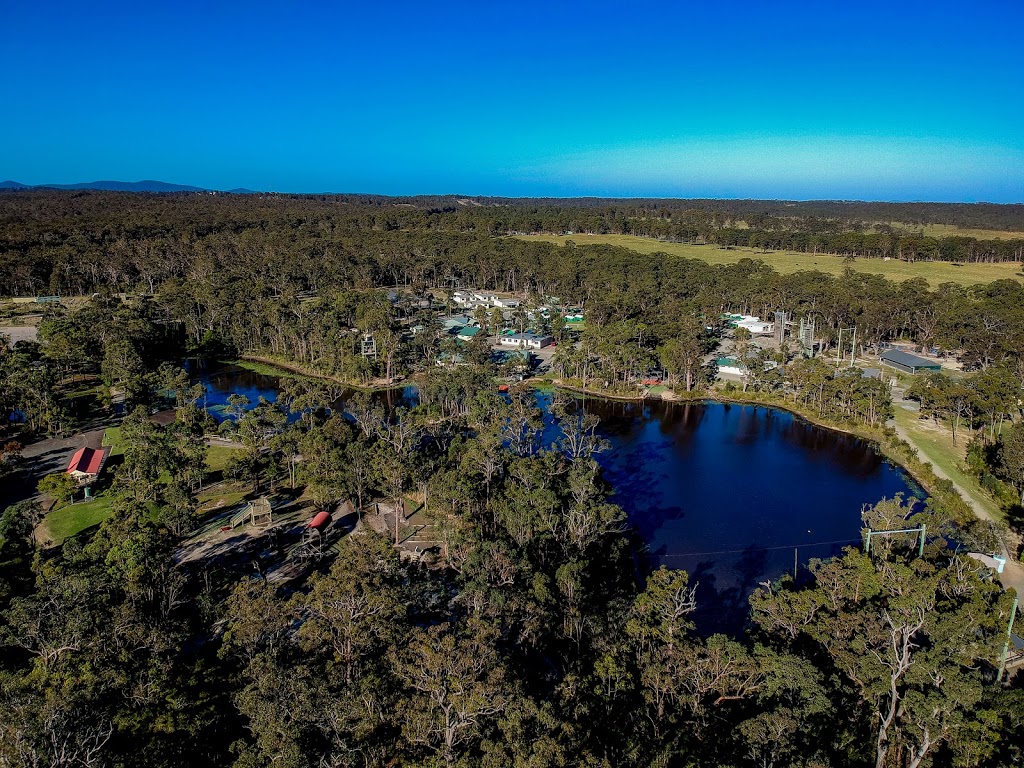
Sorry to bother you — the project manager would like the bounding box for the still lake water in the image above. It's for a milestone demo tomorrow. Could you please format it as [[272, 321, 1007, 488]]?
[[193, 363, 918, 633], [581, 398, 917, 632]]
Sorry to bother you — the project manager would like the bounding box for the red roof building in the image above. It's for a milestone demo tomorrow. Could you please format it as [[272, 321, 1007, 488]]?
[[66, 447, 106, 483]]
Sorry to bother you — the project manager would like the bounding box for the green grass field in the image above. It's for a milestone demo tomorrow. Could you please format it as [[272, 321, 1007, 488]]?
[[102, 426, 126, 457], [892, 407, 1002, 521], [206, 444, 242, 472], [515, 234, 1023, 287], [228, 357, 322, 382], [882, 222, 1024, 241], [41, 496, 113, 545]]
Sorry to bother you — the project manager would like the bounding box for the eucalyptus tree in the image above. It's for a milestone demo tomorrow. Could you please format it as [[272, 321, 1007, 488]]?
[[657, 320, 706, 392], [1000, 421, 1024, 504], [391, 618, 509, 768], [750, 543, 1013, 768]]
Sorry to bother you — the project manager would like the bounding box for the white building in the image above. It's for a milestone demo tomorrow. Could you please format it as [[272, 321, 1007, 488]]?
[[498, 332, 553, 350], [736, 319, 774, 335]]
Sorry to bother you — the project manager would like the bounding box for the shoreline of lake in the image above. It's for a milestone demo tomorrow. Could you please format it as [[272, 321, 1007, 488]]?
[[212, 357, 933, 508], [538, 378, 959, 516]]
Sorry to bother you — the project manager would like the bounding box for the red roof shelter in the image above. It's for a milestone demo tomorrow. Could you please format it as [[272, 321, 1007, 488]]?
[[66, 447, 106, 481]]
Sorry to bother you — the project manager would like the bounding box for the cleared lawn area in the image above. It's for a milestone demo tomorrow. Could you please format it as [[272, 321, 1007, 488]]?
[[197, 487, 249, 515], [207, 444, 242, 472], [228, 357, 321, 382], [514, 234, 1024, 287], [883, 222, 1024, 241], [892, 407, 1002, 521], [40, 496, 113, 545], [103, 426, 126, 457]]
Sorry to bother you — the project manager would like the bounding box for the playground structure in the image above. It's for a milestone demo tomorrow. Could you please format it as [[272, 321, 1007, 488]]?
[[229, 496, 274, 529], [746, 309, 819, 358]]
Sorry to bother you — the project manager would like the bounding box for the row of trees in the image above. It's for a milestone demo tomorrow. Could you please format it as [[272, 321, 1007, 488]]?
[[2, 192, 1024, 387]]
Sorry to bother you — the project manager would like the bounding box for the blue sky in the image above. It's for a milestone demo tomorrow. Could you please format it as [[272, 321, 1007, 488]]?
[[2, 0, 1022, 201]]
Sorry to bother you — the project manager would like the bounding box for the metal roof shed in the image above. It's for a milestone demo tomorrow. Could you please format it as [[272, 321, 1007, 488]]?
[[880, 350, 942, 374]]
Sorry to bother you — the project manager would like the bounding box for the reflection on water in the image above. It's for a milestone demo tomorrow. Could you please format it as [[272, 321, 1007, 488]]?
[[192, 363, 919, 635]]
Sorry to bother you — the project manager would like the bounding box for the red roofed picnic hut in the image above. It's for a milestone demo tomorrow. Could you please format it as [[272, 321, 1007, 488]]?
[[66, 446, 107, 485]]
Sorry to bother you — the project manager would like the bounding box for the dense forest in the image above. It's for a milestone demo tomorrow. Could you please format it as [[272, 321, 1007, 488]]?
[[1, 191, 1024, 767], [2, 192, 1024, 302]]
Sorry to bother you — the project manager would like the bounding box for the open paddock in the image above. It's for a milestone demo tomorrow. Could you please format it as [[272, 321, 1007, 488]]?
[[514, 234, 1023, 287]]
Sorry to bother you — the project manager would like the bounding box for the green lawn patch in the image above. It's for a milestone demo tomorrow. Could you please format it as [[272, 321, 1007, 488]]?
[[224, 357, 320, 381], [206, 444, 243, 473], [42, 496, 113, 545], [103, 426, 126, 457], [197, 487, 249, 516]]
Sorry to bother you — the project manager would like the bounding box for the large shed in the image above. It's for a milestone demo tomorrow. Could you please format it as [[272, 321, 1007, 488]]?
[[880, 350, 942, 374]]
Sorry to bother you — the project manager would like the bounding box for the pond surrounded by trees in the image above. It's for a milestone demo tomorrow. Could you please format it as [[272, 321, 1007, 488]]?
[[194, 363, 918, 634]]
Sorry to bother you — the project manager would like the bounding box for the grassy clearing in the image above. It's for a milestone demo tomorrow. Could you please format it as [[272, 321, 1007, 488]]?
[[881, 222, 1024, 241], [41, 496, 113, 545], [514, 234, 1023, 287], [892, 408, 1001, 521], [103, 426, 126, 457], [206, 444, 242, 473], [197, 488, 249, 516]]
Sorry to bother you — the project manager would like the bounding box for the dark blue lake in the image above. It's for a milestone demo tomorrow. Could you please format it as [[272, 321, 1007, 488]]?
[[580, 398, 918, 633], [191, 363, 919, 633]]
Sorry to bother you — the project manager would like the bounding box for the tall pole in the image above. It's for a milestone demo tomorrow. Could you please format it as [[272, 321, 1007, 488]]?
[[849, 326, 857, 368], [793, 547, 798, 580], [997, 592, 1019, 684], [918, 523, 926, 558], [836, 327, 843, 368]]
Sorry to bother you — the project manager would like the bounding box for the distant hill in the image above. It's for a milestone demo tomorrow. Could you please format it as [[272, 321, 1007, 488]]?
[[227, 188, 257, 194], [0, 179, 207, 192]]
